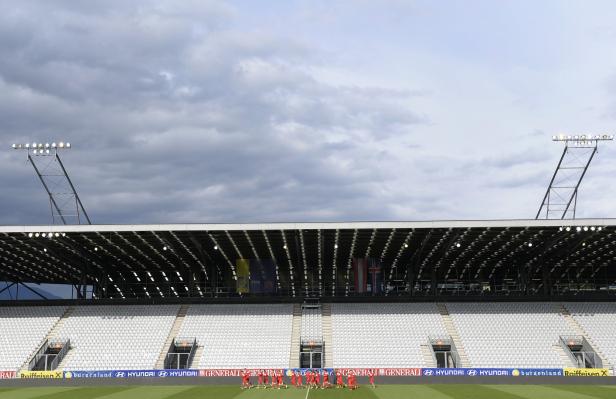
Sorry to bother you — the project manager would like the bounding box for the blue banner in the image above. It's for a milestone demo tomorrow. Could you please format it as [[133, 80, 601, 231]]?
[[513, 368, 563, 377], [422, 368, 565, 377], [423, 368, 513, 376], [64, 369, 199, 379]]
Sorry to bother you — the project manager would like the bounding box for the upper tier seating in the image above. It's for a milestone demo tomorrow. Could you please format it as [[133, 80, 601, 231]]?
[[178, 304, 293, 369], [330, 303, 446, 367], [0, 306, 66, 371], [301, 307, 323, 342], [56, 305, 179, 370], [566, 302, 616, 367], [448, 302, 575, 368]]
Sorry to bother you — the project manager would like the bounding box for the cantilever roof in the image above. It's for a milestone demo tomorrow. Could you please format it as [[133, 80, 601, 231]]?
[[1, 218, 615, 299]]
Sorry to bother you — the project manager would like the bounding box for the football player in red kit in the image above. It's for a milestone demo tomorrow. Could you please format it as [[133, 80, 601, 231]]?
[[296, 371, 303, 388], [322, 370, 330, 388], [257, 370, 264, 388], [277, 372, 285, 388], [369, 369, 376, 388], [348, 372, 358, 390], [314, 370, 320, 387], [290, 371, 296, 387], [336, 370, 344, 388]]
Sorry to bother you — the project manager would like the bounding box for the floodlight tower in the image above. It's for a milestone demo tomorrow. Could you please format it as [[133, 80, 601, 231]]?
[[536, 134, 613, 220], [11, 141, 91, 225]]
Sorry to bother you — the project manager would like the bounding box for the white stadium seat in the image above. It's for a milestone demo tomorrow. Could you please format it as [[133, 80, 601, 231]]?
[[0, 306, 66, 371]]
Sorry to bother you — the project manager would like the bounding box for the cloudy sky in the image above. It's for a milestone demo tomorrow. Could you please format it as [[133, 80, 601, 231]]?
[[1, 0, 615, 225]]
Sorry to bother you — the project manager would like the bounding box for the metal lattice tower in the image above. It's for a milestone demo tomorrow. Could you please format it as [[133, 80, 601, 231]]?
[[536, 134, 613, 220], [12, 141, 91, 225]]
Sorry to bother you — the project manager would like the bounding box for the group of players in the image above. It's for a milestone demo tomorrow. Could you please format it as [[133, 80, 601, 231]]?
[[241, 369, 374, 390]]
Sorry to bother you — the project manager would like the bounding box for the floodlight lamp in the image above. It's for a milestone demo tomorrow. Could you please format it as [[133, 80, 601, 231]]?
[[45, 149, 50, 154], [47, 233, 52, 239], [41, 233, 46, 237], [566, 227, 571, 232], [598, 227, 603, 231], [12, 144, 16, 149], [38, 143, 43, 149], [334, 244, 338, 249], [32, 149, 38, 155], [45, 143, 50, 148], [455, 243, 461, 248], [590, 226, 596, 231], [163, 246, 168, 251], [576, 226, 581, 232], [51, 142, 57, 148], [66, 142, 71, 148], [94, 247, 98, 251], [214, 245, 218, 250], [35, 233, 40, 237], [552, 136, 557, 140], [404, 243, 409, 248], [583, 226, 588, 231], [25, 143, 30, 148], [559, 227, 563, 232], [32, 142, 37, 148], [43, 248, 47, 252], [28, 233, 33, 238], [283, 245, 287, 250], [58, 142, 64, 148], [528, 243, 533, 247]]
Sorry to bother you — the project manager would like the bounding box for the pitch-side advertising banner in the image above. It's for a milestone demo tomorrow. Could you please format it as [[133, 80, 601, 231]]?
[[19, 370, 63, 379], [64, 369, 199, 379], [0, 371, 17, 379], [563, 368, 610, 377], [337, 368, 422, 376], [423, 368, 513, 377], [199, 369, 284, 377]]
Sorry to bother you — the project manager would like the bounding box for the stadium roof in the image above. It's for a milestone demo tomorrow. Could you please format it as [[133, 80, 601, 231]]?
[[1, 218, 615, 299]]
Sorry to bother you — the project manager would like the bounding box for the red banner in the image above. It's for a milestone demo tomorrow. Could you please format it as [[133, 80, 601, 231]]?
[[336, 368, 422, 376], [0, 371, 16, 379], [199, 369, 283, 377]]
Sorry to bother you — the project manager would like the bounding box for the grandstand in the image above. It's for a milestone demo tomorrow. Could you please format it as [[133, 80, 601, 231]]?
[[1, 219, 615, 380]]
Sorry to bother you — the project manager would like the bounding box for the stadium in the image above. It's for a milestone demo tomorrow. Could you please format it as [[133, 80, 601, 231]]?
[[3, 2, 616, 399]]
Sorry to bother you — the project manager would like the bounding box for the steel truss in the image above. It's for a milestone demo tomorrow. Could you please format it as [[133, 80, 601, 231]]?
[[536, 134, 612, 220]]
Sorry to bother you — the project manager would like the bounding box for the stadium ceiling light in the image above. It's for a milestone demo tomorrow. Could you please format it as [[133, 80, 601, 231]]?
[[455, 243, 461, 248], [598, 226, 603, 231], [334, 244, 338, 249], [162, 246, 168, 251], [528, 242, 533, 247], [94, 247, 98, 251], [565, 227, 571, 232], [576, 227, 582, 232], [28, 233, 33, 238], [590, 226, 596, 231], [404, 243, 409, 248], [583, 226, 589, 231], [283, 245, 287, 249], [43, 248, 47, 252]]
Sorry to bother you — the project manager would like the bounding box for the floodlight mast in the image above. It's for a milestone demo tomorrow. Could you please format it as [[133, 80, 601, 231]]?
[[11, 141, 91, 225], [536, 134, 613, 220]]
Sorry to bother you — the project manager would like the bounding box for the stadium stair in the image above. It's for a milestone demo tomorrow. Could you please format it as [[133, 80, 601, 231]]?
[[420, 344, 437, 367], [289, 303, 301, 368], [559, 303, 611, 371], [20, 306, 74, 373], [188, 345, 204, 369], [155, 304, 190, 369], [437, 303, 470, 367], [321, 303, 333, 368], [552, 343, 575, 367]]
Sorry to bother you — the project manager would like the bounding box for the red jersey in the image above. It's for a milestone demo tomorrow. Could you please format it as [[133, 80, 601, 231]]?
[[263, 374, 268, 384], [323, 373, 329, 384], [336, 373, 343, 385], [291, 373, 296, 385], [258, 372, 263, 385], [277, 374, 283, 385], [314, 373, 320, 384], [297, 374, 303, 386]]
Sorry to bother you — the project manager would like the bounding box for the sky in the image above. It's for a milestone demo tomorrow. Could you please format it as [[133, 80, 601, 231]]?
[[1, 0, 616, 225]]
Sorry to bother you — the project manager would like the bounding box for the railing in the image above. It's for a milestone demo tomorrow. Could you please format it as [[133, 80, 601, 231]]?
[[28, 339, 49, 371], [164, 337, 197, 369], [50, 339, 70, 370], [428, 335, 462, 368], [560, 335, 602, 368]]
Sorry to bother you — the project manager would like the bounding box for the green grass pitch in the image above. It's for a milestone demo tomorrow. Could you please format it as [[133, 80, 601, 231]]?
[[0, 384, 615, 399]]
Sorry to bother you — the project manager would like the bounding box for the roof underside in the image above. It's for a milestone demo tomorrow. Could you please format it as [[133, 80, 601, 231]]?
[[1, 219, 615, 299]]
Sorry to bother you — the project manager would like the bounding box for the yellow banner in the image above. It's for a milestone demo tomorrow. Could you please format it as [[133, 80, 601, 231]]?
[[563, 368, 609, 377], [236, 259, 250, 294], [19, 370, 64, 379]]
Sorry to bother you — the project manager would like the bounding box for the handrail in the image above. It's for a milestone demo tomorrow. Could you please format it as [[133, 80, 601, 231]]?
[[28, 339, 49, 371]]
